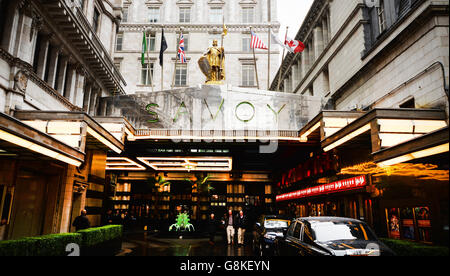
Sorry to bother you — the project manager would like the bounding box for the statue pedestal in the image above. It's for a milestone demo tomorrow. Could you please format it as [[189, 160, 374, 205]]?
[[205, 81, 224, 85]]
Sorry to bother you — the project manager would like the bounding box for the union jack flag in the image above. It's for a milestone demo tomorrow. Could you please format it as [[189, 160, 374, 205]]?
[[178, 33, 187, 63]]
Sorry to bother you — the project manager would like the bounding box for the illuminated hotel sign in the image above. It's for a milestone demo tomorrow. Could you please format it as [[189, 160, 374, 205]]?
[[276, 175, 367, 202]]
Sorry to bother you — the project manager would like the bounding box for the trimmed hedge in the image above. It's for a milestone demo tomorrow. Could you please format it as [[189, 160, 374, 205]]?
[[78, 225, 123, 247], [380, 238, 449, 256], [0, 225, 122, 256], [0, 233, 82, 256]]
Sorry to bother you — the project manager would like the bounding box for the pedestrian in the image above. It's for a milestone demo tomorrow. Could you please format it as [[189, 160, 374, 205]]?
[[223, 209, 235, 245], [207, 213, 218, 245], [236, 210, 247, 246], [103, 209, 114, 225], [0, 218, 7, 241], [72, 210, 90, 231]]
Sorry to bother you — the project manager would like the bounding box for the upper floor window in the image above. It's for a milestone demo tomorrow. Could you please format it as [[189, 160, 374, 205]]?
[[179, 7, 191, 23], [209, 7, 223, 23], [147, 33, 156, 51], [242, 64, 255, 87], [242, 37, 251, 52], [148, 7, 160, 23], [141, 63, 154, 85], [175, 64, 188, 87], [116, 33, 123, 51], [242, 7, 254, 23], [93, 8, 100, 33], [377, 0, 387, 33], [177, 35, 189, 51]]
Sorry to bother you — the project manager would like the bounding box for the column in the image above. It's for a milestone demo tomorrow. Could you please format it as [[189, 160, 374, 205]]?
[[322, 16, 329, 47], [35, 34, 51, 79], [56, 55, 68, 94], [46, 46, 61, 88], [302, 44, 309, 74], [313, 25, 324, 59], [89, 87, 98, 115], [82, 82, 92, 113], [74, 67, 86, 108], [63, 63, 77, 101]]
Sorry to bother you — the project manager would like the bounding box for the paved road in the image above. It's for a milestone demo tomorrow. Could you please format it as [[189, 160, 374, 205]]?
[[119, 232, 254, 256]]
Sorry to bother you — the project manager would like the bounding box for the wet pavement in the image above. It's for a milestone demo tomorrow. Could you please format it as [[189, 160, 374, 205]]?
[[119, 232, 254, 256]]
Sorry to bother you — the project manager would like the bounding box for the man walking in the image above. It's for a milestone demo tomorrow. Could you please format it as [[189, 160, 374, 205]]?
[[72, 210, 90, 231], [236, 210, 247, 246], [224, 210, 235, 245]]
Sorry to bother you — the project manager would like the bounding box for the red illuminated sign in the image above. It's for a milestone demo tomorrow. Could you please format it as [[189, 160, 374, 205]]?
[[276, 175, 367, 202]]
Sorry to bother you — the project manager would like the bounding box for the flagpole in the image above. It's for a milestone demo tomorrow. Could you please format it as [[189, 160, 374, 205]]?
[[250, 26, 260, 90], [171, 28, 182, 89], [146, 29, 154, 93], [267, 0, 271, 90], [277, 26, 288, 92], [161, 26, 164, 91]]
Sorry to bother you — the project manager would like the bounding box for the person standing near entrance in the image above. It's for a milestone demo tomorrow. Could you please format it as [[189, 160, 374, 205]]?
[[72, 210, 90, 231], [207, 213, 218, 245], [223, 210, 235, 245], [236, 210, 247, 246]]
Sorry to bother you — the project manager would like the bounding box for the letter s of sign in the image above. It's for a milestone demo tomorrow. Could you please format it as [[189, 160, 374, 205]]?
[[66, 243, 80, 256], [146, 103, 160, 123]]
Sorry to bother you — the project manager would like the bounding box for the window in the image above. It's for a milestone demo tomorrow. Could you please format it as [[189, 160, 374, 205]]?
[[209, 8, 223, 23], [242, 64, 255, 87], [377, 0, 387, 33], [148, 7, 160, 23], [114, 59, 121, 72], [122, 7, 128, 23], [93, 8, 100, 33], [175, 64, 188, 87], [179, 7, 191, 23], [293, 222, 302, 239], [242, 37, 251, 52], [147, 33, 156, 51], [242, 7, 254, 23], [115, 33, 123, 51], [141, 63, 154, 85]]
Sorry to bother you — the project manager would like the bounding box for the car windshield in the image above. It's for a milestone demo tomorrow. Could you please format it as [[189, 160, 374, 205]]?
[[264, 219, 289, 229], [309, 221, 377, 243]]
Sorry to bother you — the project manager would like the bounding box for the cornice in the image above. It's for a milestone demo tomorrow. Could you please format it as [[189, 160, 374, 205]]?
[[119, 23, 281, 33]]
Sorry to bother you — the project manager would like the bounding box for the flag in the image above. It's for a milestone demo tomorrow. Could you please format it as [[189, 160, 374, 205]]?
[[250, 31, 268, 50], [284, 37, 305, 53], [159, 28, 168, 67], [270, 31, 305, 53], [141, 31, 147, 65], [177, 33, 187, 63]]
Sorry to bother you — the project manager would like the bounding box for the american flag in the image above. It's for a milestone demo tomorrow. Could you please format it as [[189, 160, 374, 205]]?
[[250, 31, 268, 50], [178, 33, 187, 63]]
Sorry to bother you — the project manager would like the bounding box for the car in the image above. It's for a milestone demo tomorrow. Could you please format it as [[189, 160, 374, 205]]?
[[274, 217, 396, 256], [252, 215, 292, 256]]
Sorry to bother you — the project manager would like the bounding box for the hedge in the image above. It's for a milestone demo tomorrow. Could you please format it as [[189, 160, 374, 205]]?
[[380, 238, 449, 256], [0, 225, 122, 256], [0, 233, 82, 256], [78, 225, 123, 247]]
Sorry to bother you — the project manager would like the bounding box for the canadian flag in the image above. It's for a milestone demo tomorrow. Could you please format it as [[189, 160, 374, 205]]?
[[271, 31, 305, 54], [284, 37, 305, 53]]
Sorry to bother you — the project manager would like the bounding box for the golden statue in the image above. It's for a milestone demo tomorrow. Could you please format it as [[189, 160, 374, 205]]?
[[198, 39, 225, 84]]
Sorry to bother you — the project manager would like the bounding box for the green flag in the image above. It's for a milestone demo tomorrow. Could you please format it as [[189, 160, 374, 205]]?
[[141, 31, 147, 65]]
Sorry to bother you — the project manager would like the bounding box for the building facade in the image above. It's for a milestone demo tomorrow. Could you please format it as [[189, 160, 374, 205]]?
[[271, 0, 449, 245], [0, 0, 129, 239], [114, 0, 281, 93]]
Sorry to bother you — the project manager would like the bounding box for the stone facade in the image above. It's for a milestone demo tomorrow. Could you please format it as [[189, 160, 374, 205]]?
[[115, 0, 281, 93], [271, 0, 449, 117]]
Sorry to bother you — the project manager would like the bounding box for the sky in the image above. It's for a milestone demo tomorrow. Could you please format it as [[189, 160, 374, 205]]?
[[276, 0, 314, 62]]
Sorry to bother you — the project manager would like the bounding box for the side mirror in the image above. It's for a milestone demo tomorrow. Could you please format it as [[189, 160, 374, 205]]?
[[256, 222, 261, 227], [282, 229, 288, 237]]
